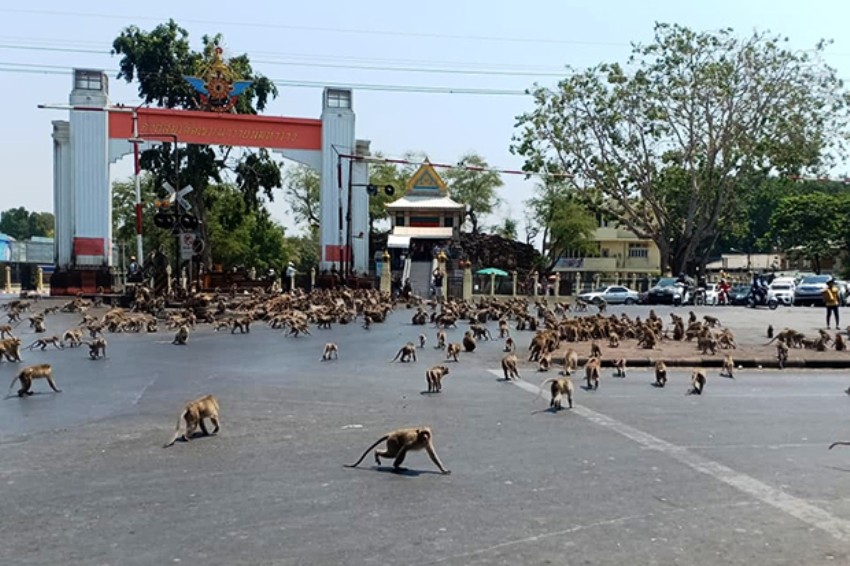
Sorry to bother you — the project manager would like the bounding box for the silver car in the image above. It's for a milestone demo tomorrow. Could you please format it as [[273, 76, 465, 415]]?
[[577, 285, 640, 305]]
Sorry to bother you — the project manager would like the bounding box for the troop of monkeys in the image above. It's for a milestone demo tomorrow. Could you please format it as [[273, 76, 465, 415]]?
[[6, 288, 850, 473]]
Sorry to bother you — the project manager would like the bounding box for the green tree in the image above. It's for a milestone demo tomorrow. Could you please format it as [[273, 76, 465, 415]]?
[[368, 155, 410, 234], [112, 20, 280, 266], [0, 207, 55, 240], [112, 176, 171, 264], [443, 153, 503, 234], [28, 212, 54, 238], [769, 193, 843, 274], [512, 23, 848, 275], [546, 201, 598, 270], [285, 229, 320, 273], [491, 217, 518, 240], [282, 164, 321, 231]]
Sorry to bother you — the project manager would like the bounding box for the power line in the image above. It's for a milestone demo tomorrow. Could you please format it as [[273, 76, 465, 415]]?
[[0, 7, 631, 47]]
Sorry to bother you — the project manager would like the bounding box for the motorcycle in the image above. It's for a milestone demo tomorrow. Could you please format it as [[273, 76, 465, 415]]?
[[671, 283, 692, 307], [746, 285, 778, 310]]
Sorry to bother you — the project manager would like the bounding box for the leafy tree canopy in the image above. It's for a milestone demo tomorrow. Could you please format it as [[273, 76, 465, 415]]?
[[0, 207, 55, 240], [769, 192, 843, 274], [442, 153, 503, 234]]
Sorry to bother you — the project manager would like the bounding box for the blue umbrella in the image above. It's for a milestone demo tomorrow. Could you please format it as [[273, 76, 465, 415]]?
[[476, 267, 509, 277]]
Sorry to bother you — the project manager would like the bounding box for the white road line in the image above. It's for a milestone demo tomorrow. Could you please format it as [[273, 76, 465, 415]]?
[[488, 369, 850, 543]]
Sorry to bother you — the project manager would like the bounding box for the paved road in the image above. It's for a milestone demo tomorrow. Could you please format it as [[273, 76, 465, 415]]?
[[3, 302, 850, 565]]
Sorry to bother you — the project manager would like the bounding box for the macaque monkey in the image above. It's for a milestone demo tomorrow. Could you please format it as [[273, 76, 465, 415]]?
[[392, 342, 417, 363], [446, 343, 462, 362], [563, 349, 579, 376], [62, 328, 83, 348], [0, 337, 23, 362], [767, 324, 774, 339], [7, 364, 59, 397], [503, 336, 516, 353], [721, 355, 735, 378], [501, 353, 520, 380], [163, 394, 221, 448], [425, 365, 450, 393], [26, 335, 64, 351], [537, 352, 552, 372], [0, 324, 14, 338], [687, 369, 706, 395], [214, 320, 231, 332], [434, 330, 447, 350], [608, 332, 620, 348], [344, 427, 450, 474], [321, 342, 339, 361], [590, 340, 602, 359], [614, 358, 627, 378], [418, 333, 427, 349], [172, 325, 189, 345], [462, 331, 477, 353], [585, 357, 601, 390], [231, 316, 251, 334], [34, 319, 47, 334], [703, 315, 721, 328], [835, 333, 846, 352], [362, 315, 373, 330], [776, 341, 789, 369], [86, 337, 107, 360], [536, 377, 574, 410], [498, 319, 510, 339], [654, 360, 668, 387]]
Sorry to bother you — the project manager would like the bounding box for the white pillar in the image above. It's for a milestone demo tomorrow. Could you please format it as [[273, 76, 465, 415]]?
[[320, 88, 355, 271], [52, 120, 73, 269], [351, 144, 370, 275]]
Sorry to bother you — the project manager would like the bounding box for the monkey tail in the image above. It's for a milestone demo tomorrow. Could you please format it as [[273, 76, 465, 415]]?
[[344, 435, 390, 468], [163, 409, 189, 448], [535, 378, 555, 403], [5, 375, 20, 398], [829, 441, 850, 450]]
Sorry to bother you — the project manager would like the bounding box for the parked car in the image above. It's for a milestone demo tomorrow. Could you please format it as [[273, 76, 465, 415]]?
[[577, 285, 640, 305], [697, 283, 722, 306], [793, 275, 833, 306], [728, 284, 751, 305], [647, 277, 690, 305], [767, 281, 795, 306]]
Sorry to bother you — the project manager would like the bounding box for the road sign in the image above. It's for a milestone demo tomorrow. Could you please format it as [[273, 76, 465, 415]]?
[[163, 182, 194, 211], [180, 233, 196, 260]]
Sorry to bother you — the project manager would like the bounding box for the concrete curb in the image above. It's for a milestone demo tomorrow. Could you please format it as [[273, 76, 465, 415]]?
[[554, 355, 850, 370]]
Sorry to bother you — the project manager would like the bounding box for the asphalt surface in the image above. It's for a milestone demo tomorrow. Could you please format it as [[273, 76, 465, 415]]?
[[3, 301, 850, 565]]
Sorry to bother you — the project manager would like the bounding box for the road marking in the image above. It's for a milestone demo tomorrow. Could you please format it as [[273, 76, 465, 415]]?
[[489, 370, 850, 543]]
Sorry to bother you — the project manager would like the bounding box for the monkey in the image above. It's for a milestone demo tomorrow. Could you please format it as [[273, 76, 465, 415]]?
[[703, 315, 721, 328], [0, 337, 23, 362], [33, 319, 47, 334], [688, 311, 697, 325], [425, 365, 450, 393], [585, 357, 601, 390], [392, 342, 417, 363], [0, 324, 13, 339], [498, 319, 510, 339], [446, 343, 462, 362], [321, 342, 339, 361], [608, 332, 620, 349], [213, 320, 231, 332], [721, 354, 735, 378], [828, 441, 850, 450], [62, 328, 84, 348], [536, 377, 574, 410], [687, 369, 706, 395], [25, 335, 63, 351], [462, 330, 477, 353], [776, 341, 789, 369], [767, 324, 774, 339], [836, 333, 847, 352], [86, 337, 107, 360], [418, 333, 427, 349], [563, 348, 579, 376], [654, 360, 668, 387], [163, 394, 221, 448], [231, 317, 251, 334], [503, 336, 516, 353], [362, 315, 373, 330], [501, 353, 520, 380], [590, 340, 602, 359], [172, 324, 189, 346], [434, 330, 447, 350], [537, 352, 552, 372], [7, 364, 59, 397], [596, 298, 608, 314], [614, 358, 627, 378], [345, 427, 450, 474]]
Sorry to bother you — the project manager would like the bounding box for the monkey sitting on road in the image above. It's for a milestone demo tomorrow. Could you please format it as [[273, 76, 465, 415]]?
[[418, 334, 427, 349], [434, 330, 447, 350], [344, 426, 450, 474], [536, 377, 574, 410], [776, 341, 789, 369], [721, 355, 735, 378], [563, 349, 579, 376], [163, 394, 221, 448], [585, 357, 601, 390], [392, 342, 417, 363], [590, 340, 602, 359], [687, 369, 707, 395], [86, 337, 107, 360], [767, 324, 774, 339], [503, 336, 515, 353], [7, 364, 59, 397], [425, 365, 450, 393], [835, 333, 847, 352], [462, 331, 477, 353], [446, 343, 462, 362], [362, 315, 373, 330], [654, 360, 668, 387], [172, 325, 189, 346], [501, 353, 520, 380], [26, 335, 64, 351], [537, 352, 552, 372], [614, 358, 627, 378], [321, 342, 339, 361], [608, 332, 620, 349]]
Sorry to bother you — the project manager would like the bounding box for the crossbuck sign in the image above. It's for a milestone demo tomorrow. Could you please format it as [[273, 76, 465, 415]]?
[[162, 182, 194, 211]]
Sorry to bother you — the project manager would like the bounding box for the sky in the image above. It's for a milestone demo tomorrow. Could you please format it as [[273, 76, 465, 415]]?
[[2, 0, 850, 238]]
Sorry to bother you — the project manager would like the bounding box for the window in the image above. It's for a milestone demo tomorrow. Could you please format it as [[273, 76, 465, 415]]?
[[74, 70, 105, 92], [395, 214, 405, 227], [628, 243, 649, 258], [326, 89, 351, 109], [444, 216, 453, 228]]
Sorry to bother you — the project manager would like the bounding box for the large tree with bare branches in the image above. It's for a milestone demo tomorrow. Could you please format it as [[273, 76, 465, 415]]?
[[512, 23, 848, 275]]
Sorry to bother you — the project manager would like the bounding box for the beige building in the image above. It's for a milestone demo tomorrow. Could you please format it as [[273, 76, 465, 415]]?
[[553, 224, 662, 277]]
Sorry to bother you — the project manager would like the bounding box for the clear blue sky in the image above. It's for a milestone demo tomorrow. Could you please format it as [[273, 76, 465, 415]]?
[[2, 1, 849, 236]]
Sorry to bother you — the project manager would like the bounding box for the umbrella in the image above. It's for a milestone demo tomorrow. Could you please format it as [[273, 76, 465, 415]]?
[[476, 267, 509, 277]]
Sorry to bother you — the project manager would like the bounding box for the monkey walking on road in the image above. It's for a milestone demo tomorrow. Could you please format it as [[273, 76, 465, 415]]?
[[163, 395, 221, 448], [345, 427, 451, 474], [7, 364, 60, 397]]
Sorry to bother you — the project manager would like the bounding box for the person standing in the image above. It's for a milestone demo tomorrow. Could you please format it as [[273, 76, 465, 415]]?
[[823, 278, 841, 329], [285, 262, 296, 291]]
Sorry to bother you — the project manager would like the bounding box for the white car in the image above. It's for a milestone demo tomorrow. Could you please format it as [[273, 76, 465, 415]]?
[[576, 285, 640, 305], [701, 283, 721, 305], [768, 281, 795, 305]]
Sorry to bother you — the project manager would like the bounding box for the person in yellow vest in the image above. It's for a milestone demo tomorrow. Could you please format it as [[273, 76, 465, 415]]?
[[822, 278, 841, 329]]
